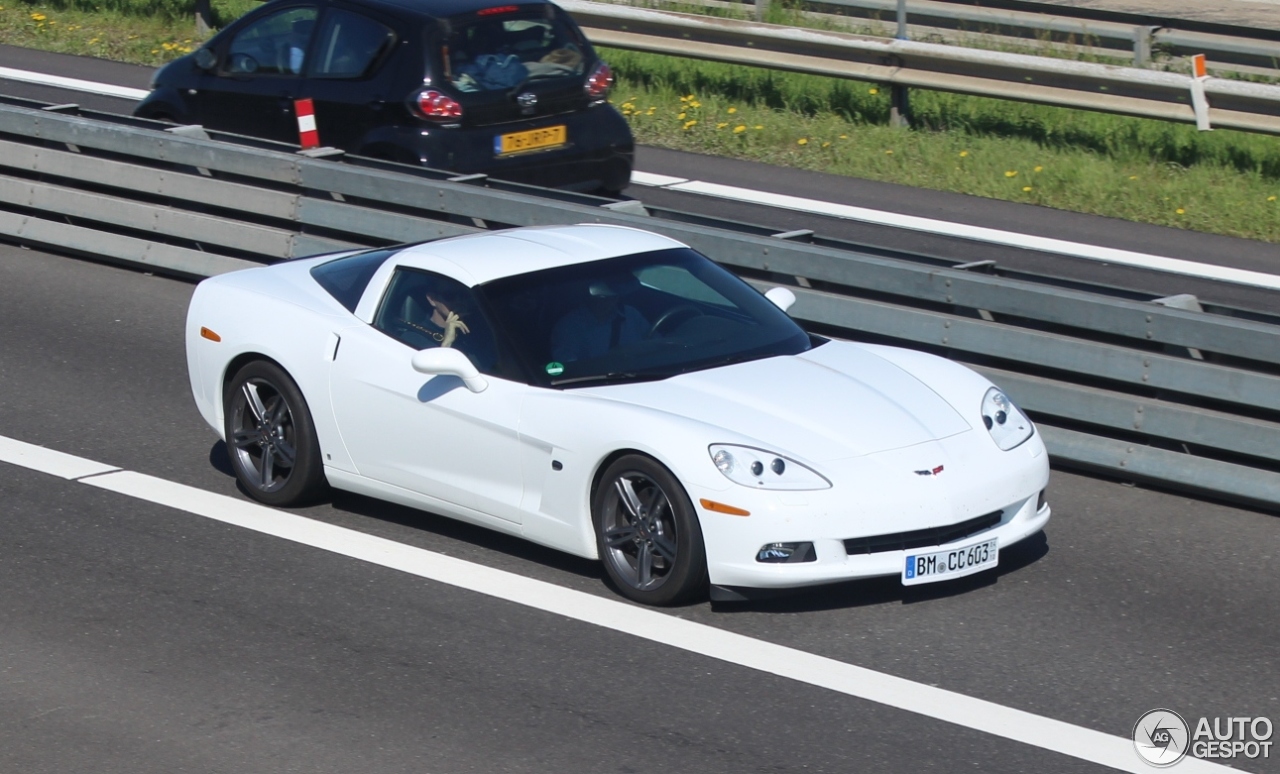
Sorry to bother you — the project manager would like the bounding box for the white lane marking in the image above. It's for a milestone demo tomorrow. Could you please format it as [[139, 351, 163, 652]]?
[[0, 436, 120, 479], [0, 66, 149, 100], [0, 434, 1232, 773], [661, 180, 1280, 291], [9, 65, 1280, 292], [630, 170, 689, 187]]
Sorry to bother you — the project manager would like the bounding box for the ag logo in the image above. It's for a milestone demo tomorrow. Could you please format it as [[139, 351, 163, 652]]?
[[1134, 709, 1190, 767]]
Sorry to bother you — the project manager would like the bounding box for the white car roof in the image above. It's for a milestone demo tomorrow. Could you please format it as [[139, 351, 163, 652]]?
[[389, 224, 688, 286]]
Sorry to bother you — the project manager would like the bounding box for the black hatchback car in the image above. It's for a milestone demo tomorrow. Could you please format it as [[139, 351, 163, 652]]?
[[135, 0, 633, 192]]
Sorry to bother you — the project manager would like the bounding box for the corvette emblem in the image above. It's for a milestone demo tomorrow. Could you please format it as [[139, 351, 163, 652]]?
[[914, 465, 945, 476]]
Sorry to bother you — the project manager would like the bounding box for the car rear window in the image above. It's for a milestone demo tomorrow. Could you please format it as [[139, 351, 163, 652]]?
[[441, 8, 586, 92], [310, 248, 397, 312]]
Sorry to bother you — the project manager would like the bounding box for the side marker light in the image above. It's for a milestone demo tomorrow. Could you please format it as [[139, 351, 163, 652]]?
[[699, 498, 750, 517], [200, 327, 221, 342]]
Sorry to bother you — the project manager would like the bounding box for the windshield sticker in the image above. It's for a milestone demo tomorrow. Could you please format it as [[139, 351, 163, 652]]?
[[545, 361, 565, 376]]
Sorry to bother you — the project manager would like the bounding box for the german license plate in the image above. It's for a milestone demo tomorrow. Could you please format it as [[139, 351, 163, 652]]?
[[902, 538, 998, 586], [495, 125, 566, 156]]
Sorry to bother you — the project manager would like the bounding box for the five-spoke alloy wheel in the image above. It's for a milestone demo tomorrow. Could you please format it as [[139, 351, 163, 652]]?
[[224, 360, 326, 507], [593, 455, 707, 605]]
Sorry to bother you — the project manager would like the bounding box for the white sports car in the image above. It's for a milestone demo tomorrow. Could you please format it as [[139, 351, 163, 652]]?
[[186, 224, 1050, 605]]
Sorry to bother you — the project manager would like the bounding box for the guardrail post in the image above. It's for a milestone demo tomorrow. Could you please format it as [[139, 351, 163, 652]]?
[[1132, 25, 1153, 66], [755, 0, 769, 23], [896, 0, 908, 40], [195, 0, 213, 37], [890, 83, 911, 127]]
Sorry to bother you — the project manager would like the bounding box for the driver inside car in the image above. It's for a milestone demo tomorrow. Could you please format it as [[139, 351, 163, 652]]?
[[550, 278, 648, 363]]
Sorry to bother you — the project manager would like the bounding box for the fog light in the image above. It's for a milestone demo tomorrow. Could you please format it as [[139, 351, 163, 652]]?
[[755, 542, 817, 563]]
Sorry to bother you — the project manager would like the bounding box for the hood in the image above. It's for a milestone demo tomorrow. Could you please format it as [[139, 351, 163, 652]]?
[[588, 342, 973, 462]]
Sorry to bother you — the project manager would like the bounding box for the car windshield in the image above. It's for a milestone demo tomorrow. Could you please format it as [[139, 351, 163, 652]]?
[[478, 247, 814, 388], [441, 8, 586, 93]]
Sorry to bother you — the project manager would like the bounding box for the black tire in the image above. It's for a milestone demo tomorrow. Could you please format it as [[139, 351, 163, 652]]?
[[223, 360, 327, 507], [593, 454, 708, 606]]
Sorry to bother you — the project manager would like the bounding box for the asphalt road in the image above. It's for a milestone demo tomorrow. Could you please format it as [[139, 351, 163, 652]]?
[[3, 207, 1280, 774], [1, 42, 1279, 774]]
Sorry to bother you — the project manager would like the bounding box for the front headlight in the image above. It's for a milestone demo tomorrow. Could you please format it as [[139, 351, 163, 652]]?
[[981, 387, 1033, 450], [708, 444, 831, 490]]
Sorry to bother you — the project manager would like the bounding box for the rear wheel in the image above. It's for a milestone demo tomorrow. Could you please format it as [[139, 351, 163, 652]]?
[[223, 360, 326, 506], [593, 455, 707, 605]]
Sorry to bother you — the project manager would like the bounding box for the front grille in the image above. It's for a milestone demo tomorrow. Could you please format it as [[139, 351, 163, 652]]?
[[843, 511, 1002, 556]]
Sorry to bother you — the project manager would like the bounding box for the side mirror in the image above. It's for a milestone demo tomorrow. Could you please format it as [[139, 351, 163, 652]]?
[[411, 347, 488, 393], [765, 286, 797, 313], [194, 48, 218, 71]]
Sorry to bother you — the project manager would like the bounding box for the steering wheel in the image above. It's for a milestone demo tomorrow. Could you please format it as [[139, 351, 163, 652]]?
[[648, 304, 704, 338]]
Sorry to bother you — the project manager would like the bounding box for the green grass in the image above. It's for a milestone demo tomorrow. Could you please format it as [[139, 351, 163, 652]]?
[[2, 0, 1279, 241], [605, 48, 1280, 241]]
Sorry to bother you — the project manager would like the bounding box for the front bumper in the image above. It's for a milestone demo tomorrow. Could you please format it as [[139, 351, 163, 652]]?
[[692, 433, 1052, 589]]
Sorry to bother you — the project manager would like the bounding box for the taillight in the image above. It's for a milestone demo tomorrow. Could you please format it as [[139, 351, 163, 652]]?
[[413, 89, 462, 122], [584, 61, 613, 101]]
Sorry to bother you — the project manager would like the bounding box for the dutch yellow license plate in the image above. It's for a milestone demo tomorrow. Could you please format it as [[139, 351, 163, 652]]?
[[495, 125, 567, 156]]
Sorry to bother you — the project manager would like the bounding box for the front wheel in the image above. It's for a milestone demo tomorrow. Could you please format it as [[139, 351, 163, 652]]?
[[223, 360, 327, 507], [593, 455, 707, 605]]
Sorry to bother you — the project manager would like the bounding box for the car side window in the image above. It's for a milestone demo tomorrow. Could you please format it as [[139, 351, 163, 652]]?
[[311, 9, 395, 79], [373, 268, 499, 374], [225, 6, 318, 76]]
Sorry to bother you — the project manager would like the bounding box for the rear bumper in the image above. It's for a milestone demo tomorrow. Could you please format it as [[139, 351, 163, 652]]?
[[365, 105, 634, 191]]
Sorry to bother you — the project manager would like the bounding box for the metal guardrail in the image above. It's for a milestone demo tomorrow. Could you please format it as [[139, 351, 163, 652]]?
[[562, 0, 1280, 134], [725, 0, 1280, 73], [1, 98, 1277, 509]]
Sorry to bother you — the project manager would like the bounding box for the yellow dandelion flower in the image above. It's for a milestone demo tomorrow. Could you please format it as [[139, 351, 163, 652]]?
[[797, 138, 808, 146], [1129, 175, 1138, 180], [822, 142, 831, 147], [716, 122, 728, 129], [88, 37, 98, 44], [646, 108, 655, 115], [754, 125, 763, 130], [31, 12, 45, 20], [959, 151, 969, 157], [1033, 165, 1043, 172], [685, 94, 695, 101], [1005, 170, 1018, 178], [839, 134, 847, 139], [869, 88, 878, 95], [1022, 186, 1033, 192], [677, 112, 686, 120], [683, 120, 697, 129], [679, 95, 689, 102], [1176, 208, 1185, 214], [151, 49, 159, 54], [727, 107, 737, 114], [690, 101, 701, 109], [1269, 196, 1277, 202], [733, 125, 746, 133], [885, 149, 893, 155]]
